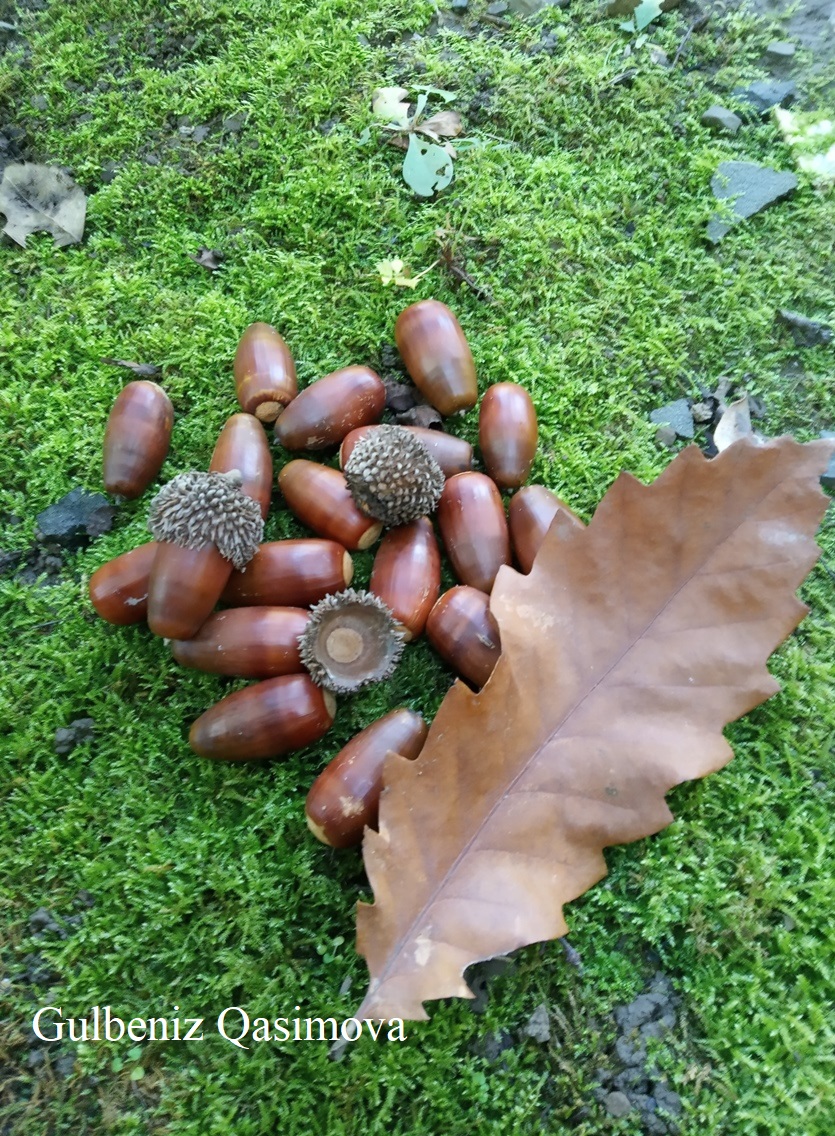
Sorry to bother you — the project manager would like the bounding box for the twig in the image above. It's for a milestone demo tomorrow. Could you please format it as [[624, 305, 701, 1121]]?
[[672, 14, 710, 68], [482, 14, 511, 29]]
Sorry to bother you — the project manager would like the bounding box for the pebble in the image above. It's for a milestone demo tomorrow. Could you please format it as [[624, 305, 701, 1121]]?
[[766, 40, 796, 62], [701, 105, 742, 135], [650, 398, 694, 439], [35, 488, 116, 550], [522, 1002, 551, 1043], [707, 161, 798, 243], [450, 0, 468, 10], [487, 1, 509, 13], [732, 79, 796, 116], [54, 717, 96, 755], [604, 1091, 633, 1118]]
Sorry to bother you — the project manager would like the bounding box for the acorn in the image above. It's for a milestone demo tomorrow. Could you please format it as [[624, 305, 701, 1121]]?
[[436, 472, 511, 594], [170, 607, 309, 677], [273, 366, 385, 451], [306, 709, 428, 848], [88, 541, 158, 624], [340, 425, 473, 478], [478, 382, 538, 489], [394, 300, 477, 416], [222, 539, 353, 608], [146, 470, 264, 639], [278, 460, 382, 551], [103, 381, 174, 498], [233, 322, 297, 422], [210, 413, 273, 520], [189, 673, 336, 762], [426, 586, 501, 689], [509, 485, 584, 573], [343, 425, 444, 527], [370, 518, 440, 641], [298, 589, 405, 693]]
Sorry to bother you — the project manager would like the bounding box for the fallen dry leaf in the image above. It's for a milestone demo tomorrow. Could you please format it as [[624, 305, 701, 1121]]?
[[0, 162, 86, 247], [416, 111, 463, 142], [371, 86, 411, 128], [356, 436, 833, 1021], [101, 358, 161, 378], [713, 394, 757, 452]]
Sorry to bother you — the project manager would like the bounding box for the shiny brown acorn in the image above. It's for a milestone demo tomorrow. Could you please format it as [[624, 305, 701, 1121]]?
[[305, 708, 428, 847], [478, 382, 538, 489], [278, 460, 382, 551], [210, 413, 273, 519], [339, 425, 473, 478], [394, 300, 478, 416], [426, 585, 501, 689], [509, 485, 585, 573], [369, 518, 440, 641], [103, 381, 174, 498], [222, 539, 353, 608], [274, 366, 385, 450], [170, 607, 309, 677], [436, 472, 511, 593], [189, 673, 336, 762], [88, 541, 158, 624], [147, 542, 233, 639], [233, 322, 297, 422]]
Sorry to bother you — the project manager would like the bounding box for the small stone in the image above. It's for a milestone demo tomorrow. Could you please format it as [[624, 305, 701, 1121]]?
[[31, 94, 48, 110], [650, 398, 694, 439], [655, 424, 677, 449], [192, 124, 210, 142], [35, 488, 115, 550], [732, 80, 796, 116], [654, 1082, 684, 1117], [101, 159, 119, 184], [776, 309, 833, 348], [487, 1, 509, 13], [222, 113, 245, 133], [701, 105, 742, 135], [766, 41, 795, 62], [54, 717, 96, 755], [383, 380, 420, 414], [615, 1036, 647, 1067], [820, 432, 835, 490], [450, 0, 468, 10], [480, 1029, 514, 1062], [707, 161, 798, 243], [604, 1091, 633, 1119], [522, 1002, 551, 1042], [29, 907, 55, 931], [54, 1052, 76, 1077]]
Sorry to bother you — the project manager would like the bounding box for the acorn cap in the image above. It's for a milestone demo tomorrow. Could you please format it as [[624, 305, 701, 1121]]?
[[344, 424, 445, 527], [298, 588, 405, 693], [147, 469, 264, 570]]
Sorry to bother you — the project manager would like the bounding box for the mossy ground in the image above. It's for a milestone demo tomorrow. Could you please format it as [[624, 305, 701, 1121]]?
[[1, 2, 834, 1133]]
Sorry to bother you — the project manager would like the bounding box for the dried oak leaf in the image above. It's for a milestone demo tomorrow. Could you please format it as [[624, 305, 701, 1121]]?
[[0, 162, 86, 247], [356, 436, 834, 1021]]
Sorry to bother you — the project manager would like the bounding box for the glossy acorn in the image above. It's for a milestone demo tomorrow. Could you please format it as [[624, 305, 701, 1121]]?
[[436, 471, 511, 594], [478, 382, 538, 489], [274, 366, 385, 451], [103, 381, 174, 498], [426, 585, 501, 689], [394, 300, 477, 416], [189, 673, 336, 762], [147, 542, 233, 639], [222, 539, 353, 608], [170, 607, 309, 677], [339, 425, 473, 478], [88, 541, 158, 624], [370, 518, 441, 641], [305, 708, 428, 848], [210, 413, 273, 519], [233, 322, 297, 422], [278, 460, 382, 551], [509, 485, 584, 573]]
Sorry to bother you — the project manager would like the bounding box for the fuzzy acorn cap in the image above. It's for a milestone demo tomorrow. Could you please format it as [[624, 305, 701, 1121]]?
[[344, 424, 445, 527], [147, 470, 264, 571], [298, 588, 405, 693]]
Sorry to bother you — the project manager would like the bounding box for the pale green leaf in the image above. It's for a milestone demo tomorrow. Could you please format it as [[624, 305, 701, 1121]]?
[[402, 134, 454, 197]]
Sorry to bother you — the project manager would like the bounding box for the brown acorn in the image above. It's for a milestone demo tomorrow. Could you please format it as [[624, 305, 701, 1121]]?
[[340, 425, 473, 478], [478, 382, 538, 489], [233, 322, 297, 422], [148, 542, 233, 639], [436, 471, 511, 593], [509, 485, 584, 573], [103, 381, 174, 498], [306, 708, 428, 848], [426, 585, 501, 689], [210, 413, 273, 519], [370, 518, 441, 641], [189, 673, 336, 762], [394, 300, 478, 416], [222, 540, 353, 608], [88, 541, 158, 624], [278, 460, 382, 551], [170, 607, 309, 677], [273, 366, 385, 451]]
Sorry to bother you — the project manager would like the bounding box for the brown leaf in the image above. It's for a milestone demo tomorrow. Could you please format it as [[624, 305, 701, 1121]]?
[[0, 162, 86, 247], [101, 358, 161, 378], [416, 111, 463, 140], [356, 437, 834, 1021]]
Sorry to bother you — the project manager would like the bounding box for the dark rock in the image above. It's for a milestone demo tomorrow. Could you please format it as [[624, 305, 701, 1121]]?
[[654, 1081, 683, 1117], [640, 1019, 670, 1039], [77, 889, 96, 908], [732, 80, 796, 116], [707, 161, 798, 243], [615, 1036, 647, 1067], [53, 1052, 76, 1077], [29, 907, 56, 931], [101, 159, 119, 184], [595, 1066, 615, 1085], [487, 1, 509, 13], [480, 1029, 514, 1062], [701, 105, 742, 135], [614, 1068, 649, 1093], [766, 41, 796, 62], [650, 398, 694, 439], [30, 94, 48, 110], [776, 308, 833, 348], [522, 1002, 551, 1042], [465, 956, 514, 1013], [192, 124, 210, 142], [603, 1091, 632, 1119], [222, 113, 246, 133], [26, 1048, 46, 1069], [35, 488, 115, 550], [820, 432, 835, 490], [54, 717, 95, 755], [450, 0, 469, 10], [13, 545, 65, 586], [384, 380, 421, 414], [655, 424, 677, 449], [615, 991, 667, 1031]]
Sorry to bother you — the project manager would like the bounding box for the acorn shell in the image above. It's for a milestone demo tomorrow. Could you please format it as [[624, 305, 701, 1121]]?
[[478, 382, 538, 490], [233, 322, 297, 422], [436, 472, 511, 594], [273, 366, 385, 450], [209, 413, 273, 520], [370, 518, 441, 641], [394, 301, 477, 416], [170, 607, 309, 677], [222, 539, 353, 608], [189, 674, 336, 762], [306, 709, 428, 848], [88, 541, 158, 625], [426, 585, 501, 689], [278, 460, 382, 551], [103, 381, 173, 498]]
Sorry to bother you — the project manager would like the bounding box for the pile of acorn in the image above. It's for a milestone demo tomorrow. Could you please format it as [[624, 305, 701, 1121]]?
[[88, 300, 581, 849]]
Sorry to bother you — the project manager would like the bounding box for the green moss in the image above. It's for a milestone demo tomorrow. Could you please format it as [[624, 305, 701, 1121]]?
[[1, 2, 834, 1133]]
